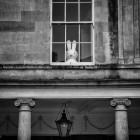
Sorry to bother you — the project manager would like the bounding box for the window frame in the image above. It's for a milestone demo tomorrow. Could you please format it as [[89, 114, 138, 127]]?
[[50, 0, 95, 66]]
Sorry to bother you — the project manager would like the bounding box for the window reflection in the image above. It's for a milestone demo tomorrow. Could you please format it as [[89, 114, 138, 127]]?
[[66, 4, 78, 21], [52, 43, 65, 62], [80, 24, 92, 42], [80, 3, 92, 21], [80, 43, 92, 62], [53, 25, 65, 42], [53, 3, 65, 21]]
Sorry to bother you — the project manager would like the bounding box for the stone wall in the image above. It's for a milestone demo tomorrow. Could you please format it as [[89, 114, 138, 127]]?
[[0, 0, 50, 64], [0, 0, 118, 65]]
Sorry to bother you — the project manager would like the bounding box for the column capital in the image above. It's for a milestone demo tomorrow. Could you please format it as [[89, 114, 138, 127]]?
[[110, 98, 131, 107], [14, 98, 35, 107]]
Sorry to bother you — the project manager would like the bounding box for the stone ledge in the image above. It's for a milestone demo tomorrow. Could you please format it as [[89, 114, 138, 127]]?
[[1, 64, 140, 70]]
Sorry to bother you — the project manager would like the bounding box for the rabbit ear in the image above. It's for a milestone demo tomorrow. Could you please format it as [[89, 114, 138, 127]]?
[[72, 40, 76, 51], [67, 40, 71, 51]]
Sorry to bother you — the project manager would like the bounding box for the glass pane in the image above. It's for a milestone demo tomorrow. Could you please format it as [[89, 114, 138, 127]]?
[[80, 3, 92, 21], [67, 25, 79, 42], [80, 0, 92, 2], [66, 41, 79, 62], [53, 3, 64, 21], [80, 43, 92, 62], [66, 0, 78, 2], [66, 4, 78, 21], [52, 43, 65, 62], [80, 24, 91, 42], [53, 0, 65, 2], [53, 25, 65, 42]]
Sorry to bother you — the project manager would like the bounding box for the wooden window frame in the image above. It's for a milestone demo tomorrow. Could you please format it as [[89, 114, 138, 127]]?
[[50, 0, 95, 66]]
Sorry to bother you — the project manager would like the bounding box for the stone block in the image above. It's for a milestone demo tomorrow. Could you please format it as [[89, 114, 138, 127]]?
[[0, 0, 21, 11], [94, 7, 108, 22], [35, 0, 49, 11], [124, 6, 133, 21], [23, 42, 50, 64], [95, 32, 105, 63], [35, 21, 50, 42], [95, 22, 109, 32], [0, 44, 24, 64], [0, 11, 21, 21], [20, 0, 35, 11], [94, 0, 108, 7], [21, 11, 49, 21], [0, 21, 35, 32]]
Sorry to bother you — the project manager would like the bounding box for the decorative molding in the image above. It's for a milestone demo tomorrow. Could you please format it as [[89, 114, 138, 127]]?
[[0, 115, 140, 133], [0, 116, 17, 131], [110, 99, 131, 107], [83, 115, 114, 131], [83, 115, 140, 131], [0, 115, 57, 131], [14, 98, 35, 107], [31, 115, 57, 131]]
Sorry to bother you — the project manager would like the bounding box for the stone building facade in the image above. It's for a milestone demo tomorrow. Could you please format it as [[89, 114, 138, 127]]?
[[0, 0, 140, 140]]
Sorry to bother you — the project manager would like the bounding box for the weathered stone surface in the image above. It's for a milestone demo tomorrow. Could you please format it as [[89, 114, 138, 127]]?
[[94, 7, 108, 22], [20, 0, 35, 11], [111, 99, 130, 140], [0, 21, 35, 32], [0, 42, 50, 64], [118, 0, 140, 64], [95, 31, 105, 63], [35, 0, 49, 11], [0, 0, 21, 11], [21, 11, 49, 21], [95, 22, 109, 32], [0, 11, 21, 21], [94, 0, 108, 7]]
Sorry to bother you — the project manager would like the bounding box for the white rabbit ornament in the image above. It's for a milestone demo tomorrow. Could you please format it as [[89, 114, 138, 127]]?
[[66, 40, 78, 63]]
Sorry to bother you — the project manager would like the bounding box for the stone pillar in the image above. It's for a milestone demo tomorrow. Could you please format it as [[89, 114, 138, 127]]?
[[15, 98, 35, 140], [110, 99, 131, 140]]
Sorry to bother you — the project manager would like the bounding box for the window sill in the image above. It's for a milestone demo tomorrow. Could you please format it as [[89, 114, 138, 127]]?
[[50, 62, 95, 66]]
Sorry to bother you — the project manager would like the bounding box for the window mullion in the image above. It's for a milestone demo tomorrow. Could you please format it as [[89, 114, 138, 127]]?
[[78, 0, 80, 62], [92, 0, 94, 63], [65, 0, 66, 62], [65, 25, 66, 62], [78, 24, 80, 62], [65, 0, 66, 22], [78, 0, 80, 22]]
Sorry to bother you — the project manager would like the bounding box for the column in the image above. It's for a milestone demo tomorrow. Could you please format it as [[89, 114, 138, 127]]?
[[110, 98, 131, 140], [15, 98, 35, 140]]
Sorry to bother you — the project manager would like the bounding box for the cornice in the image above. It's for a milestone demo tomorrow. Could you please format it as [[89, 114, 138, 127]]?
[[0, 64, 140, 86], [1, 64, 140, 70]]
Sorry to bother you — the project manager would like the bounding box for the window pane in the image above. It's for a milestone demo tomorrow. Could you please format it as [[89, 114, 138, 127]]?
[[80, 3, 92, 21], [66, 4, 78, 21], [80, 43, 92, 62], [53, 25, 65, 42], [80, 24, 91, 42], [53, 3, 64, 21], [52, 43, 65, 62], [67, 25, 79, 42], [53, 0, 65, 2], [80, 0, 92, 2], [66, 0, 78, 2]]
